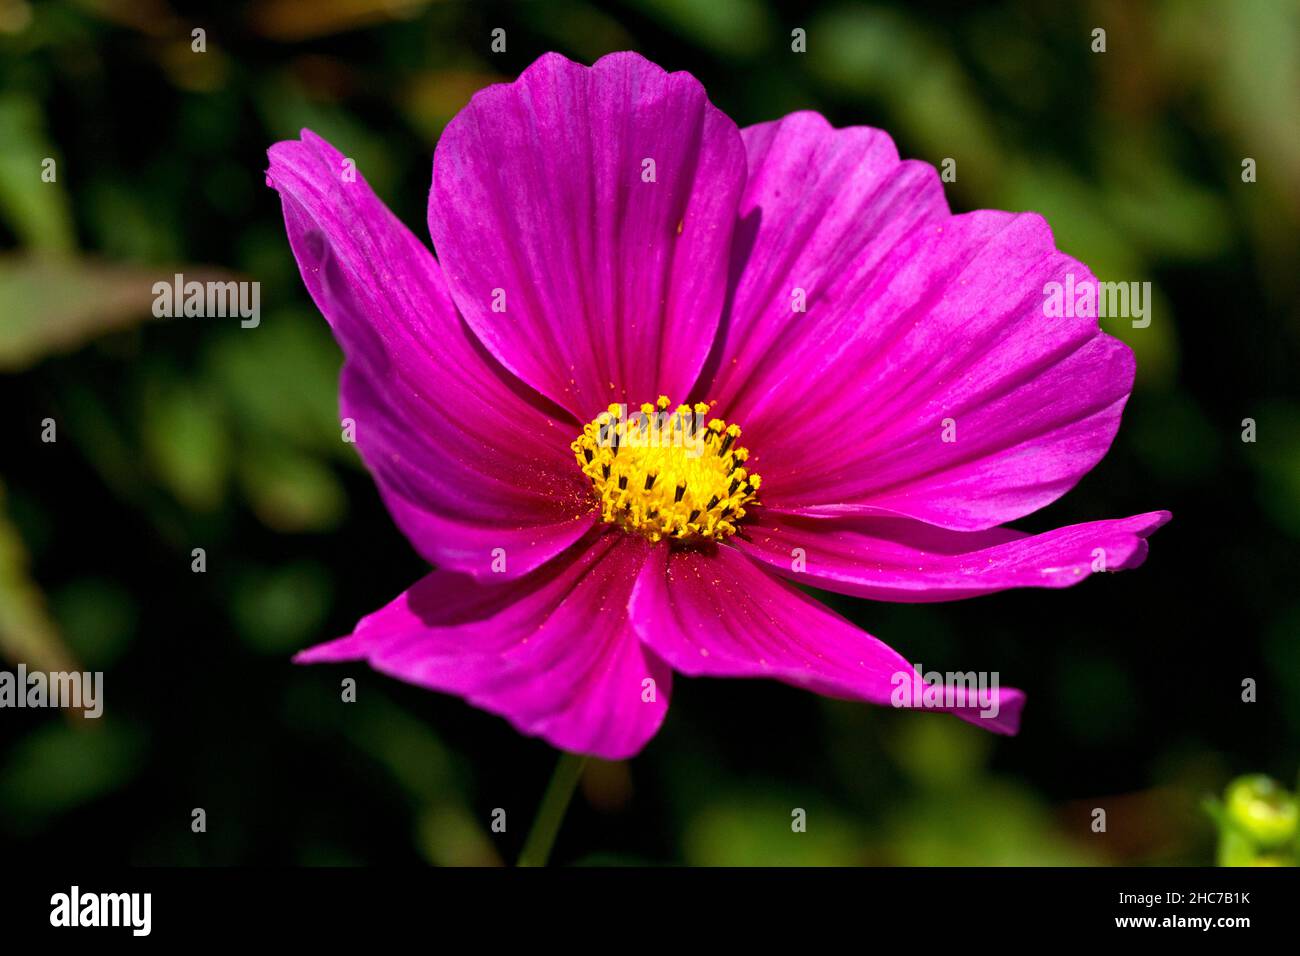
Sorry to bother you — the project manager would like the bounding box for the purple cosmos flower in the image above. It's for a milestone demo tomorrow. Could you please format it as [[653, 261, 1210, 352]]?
[[268, 52, 1169, 760]]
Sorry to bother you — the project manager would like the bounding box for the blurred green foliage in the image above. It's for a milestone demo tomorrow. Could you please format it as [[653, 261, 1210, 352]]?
[[1207, 773, 1299, 866], [0, 0, 1296, 865]]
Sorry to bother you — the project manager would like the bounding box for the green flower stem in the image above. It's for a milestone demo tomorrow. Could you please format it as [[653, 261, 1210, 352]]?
[[517, 751, 588, 867]]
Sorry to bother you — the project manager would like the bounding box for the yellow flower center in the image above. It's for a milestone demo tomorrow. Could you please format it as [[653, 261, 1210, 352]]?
[[571, 396, 762, 543]]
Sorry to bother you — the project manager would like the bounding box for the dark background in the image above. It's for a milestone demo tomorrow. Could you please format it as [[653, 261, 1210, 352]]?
[[0, 0, 1296, 864]]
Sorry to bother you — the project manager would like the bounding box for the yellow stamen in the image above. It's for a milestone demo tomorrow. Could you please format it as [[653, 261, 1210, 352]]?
[[570, 398, 762, 543]]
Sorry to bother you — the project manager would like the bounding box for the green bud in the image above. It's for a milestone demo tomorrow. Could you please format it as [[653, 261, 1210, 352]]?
[[1224, 775, 1298, 849]]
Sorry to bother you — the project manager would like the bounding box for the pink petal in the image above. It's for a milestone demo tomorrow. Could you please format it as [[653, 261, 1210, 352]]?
[[429, 51, 746, 420], [630, 544, 1022, 734], [723, 177, 1133, 530], [735, 509, 1171, 602], [699, 112, 948, 415], [268, 130, 594, 579], [296, 533, 671, 760]]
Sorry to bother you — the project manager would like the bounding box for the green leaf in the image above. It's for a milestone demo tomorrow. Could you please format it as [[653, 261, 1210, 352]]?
[[205, 310, 344, 456], [0, 483, 78, 672], [0, 255, 157, 370], [0, 94, 76, 253], [139, 377, 232, 512], [237, 446, 346, 533], [231, 560, 332, 654], [0, 720, 144, 834], [684, 794, 867, 865], [624, 0, 774, 59]]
